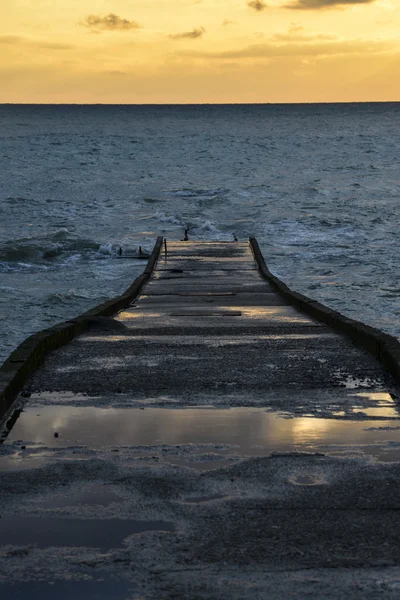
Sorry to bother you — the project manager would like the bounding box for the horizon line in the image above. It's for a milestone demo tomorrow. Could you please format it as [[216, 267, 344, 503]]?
[[1, 100, 400, 107]]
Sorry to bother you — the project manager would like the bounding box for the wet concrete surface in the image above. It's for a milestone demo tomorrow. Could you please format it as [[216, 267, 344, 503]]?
[[119, 305, 317, 323], [25, 330, 391, 396], [2, 241, 400, 599], [136, 292, 289, 306], [2, 451, 400, 598], [153, 269, 262, 280], [141, 282, 274, 294], [35, 483, 124, 508]]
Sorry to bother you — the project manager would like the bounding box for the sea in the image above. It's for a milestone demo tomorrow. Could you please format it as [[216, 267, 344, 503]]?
[[1, 103, 400, 365]]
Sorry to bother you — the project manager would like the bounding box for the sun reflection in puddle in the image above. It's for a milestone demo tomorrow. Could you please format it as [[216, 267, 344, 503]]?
[[353, 406, 398, 418], [3, 405, 400, 465]]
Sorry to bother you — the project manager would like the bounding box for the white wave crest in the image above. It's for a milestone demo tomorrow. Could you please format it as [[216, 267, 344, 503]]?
[[153, 211, 184, 226]]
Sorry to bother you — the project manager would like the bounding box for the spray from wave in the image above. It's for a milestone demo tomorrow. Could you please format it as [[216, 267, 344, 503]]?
[[152, 212, 235, 241]]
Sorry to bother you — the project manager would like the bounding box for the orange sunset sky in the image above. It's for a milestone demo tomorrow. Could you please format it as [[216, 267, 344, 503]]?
[[1, 0, 399, 103]]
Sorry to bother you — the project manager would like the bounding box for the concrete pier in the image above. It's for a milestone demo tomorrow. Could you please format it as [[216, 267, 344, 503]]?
[[1, 240, 400, 599]]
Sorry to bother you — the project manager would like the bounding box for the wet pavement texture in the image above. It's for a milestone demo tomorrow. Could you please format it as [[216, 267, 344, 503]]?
[[2, 241, 400, 599]]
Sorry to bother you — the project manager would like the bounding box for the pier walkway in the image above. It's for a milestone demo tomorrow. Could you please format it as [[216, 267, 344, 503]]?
[[1, 240, 400, 599]]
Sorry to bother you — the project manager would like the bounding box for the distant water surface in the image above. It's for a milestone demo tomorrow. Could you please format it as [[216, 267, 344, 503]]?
[[1, 103, 400, 364]]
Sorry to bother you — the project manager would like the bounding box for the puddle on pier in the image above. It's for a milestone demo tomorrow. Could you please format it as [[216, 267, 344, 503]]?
[[0, 516, 174, 549], [288, 474, 327, 486], [2, 399, 400, 464], [0, 575, 135, 600]]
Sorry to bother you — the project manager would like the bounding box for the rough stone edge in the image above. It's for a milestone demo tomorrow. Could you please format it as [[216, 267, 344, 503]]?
[[249, 236, 400, 383], [0, 236, 164, 422]]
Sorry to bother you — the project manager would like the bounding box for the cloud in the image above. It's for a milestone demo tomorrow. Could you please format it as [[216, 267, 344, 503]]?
[[0, 35, 24, 44], [181, 39, 394, 59], [82, 14, 140, 31], [169, 27, 206, 40], [247, 0, 268, 11], [285, 0, 375, 9], [104, 70, 128, 76], [0, 34, 73, 50], [273, 26, 337, 41], [273, 31, 336, 41]]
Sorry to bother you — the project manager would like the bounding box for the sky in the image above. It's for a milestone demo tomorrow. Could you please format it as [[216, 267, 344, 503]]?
[[1, 0, 399, 103]]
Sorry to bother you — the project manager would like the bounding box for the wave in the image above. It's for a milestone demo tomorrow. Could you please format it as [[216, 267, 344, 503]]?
[[152, 211, 235, 241], [265, 218, 356, 246], [152, 211, 184, 226], [309, 186, 332, 197], [0, 230, 134, 272], [0, 229, 95, 258], [170, 187, 229, 199], [192, 220, 232, 239], [45, 289, 98, 305]]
